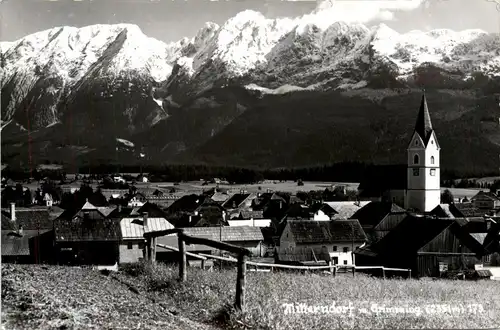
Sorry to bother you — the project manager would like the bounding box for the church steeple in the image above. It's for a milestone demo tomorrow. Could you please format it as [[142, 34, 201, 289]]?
[[413, 92, 434, 145], [406, 91, 441, 213]]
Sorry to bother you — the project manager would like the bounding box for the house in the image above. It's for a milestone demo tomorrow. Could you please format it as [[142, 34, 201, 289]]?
[[156, 226, 265, 258], [350, 201, 408, 244], [471, 191, 500, 211], [189, 202, 228, 227], [313, 201, 371, 221], [278, 220, 367, 265], [54, 200, 121, 266], [1, 203, 54, 264], [119, 212, 174, 263], [101, 189, 129, 201], [43, 193, 53, 207], [126, 192, 147, 207], [222, 192, 257, 211], [235, 210, 264, 220], [355, 215, 489, 278]]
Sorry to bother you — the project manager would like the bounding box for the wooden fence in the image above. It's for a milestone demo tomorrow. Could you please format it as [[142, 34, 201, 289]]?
[[144, 229, 411, 311]]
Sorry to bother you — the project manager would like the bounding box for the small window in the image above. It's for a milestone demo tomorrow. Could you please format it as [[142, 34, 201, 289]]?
[[415, 140, 419, 146], [430, 156, 435, 164], [413, 168, 419, 176], [431, 140, 434, 144], [343, 247, 348, 253], [333, 246, 337, 252], [413, 154, 419, 164], [430, 169, 436, 176], [343, 260, 348, 265], [127, 242, 133, 250]]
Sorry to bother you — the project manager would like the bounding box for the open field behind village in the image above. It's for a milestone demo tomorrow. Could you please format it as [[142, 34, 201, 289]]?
[[2, 263, 500, 330]]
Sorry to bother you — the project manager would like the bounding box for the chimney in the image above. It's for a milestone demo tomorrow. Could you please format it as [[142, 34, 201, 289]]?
[[143, 212, 148, 228], [10, 203, 15, 221]]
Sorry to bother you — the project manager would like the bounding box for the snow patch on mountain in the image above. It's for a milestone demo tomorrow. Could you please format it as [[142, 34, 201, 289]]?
[[116, 138, 135, 148], [245, 83, 314, 94]]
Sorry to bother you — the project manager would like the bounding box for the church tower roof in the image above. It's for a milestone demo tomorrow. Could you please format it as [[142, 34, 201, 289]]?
[[413, 92, 434, 145]]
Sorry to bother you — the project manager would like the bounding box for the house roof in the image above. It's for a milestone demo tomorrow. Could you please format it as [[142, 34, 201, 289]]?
[[168, 226, 263, 243], [323, 201, 372, 220], [222, 193, 252, 209], [1, 208, 53, 231], [54, 217, 121, 242], [120, 217, 174, 239], [413, 93, 435, 145], [431, 204, 455, 218], [287, 220, 366, 244], [167, 195, 209, 213], [239, 210, 264, 219], [470, 233, 488, 245], [1, 229, 52, 256], [471, 191, 500, 202], [211, 192, 230, 203], [97, 206, 117, 217], [451, 203, 486, 217], [350, 202, 407, 227]]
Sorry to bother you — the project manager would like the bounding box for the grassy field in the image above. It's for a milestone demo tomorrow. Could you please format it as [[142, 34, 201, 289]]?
[[3, 263, 500, 330]]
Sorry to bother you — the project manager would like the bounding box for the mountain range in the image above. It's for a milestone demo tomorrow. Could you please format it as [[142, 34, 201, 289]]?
[[1, 9, 500, 176]]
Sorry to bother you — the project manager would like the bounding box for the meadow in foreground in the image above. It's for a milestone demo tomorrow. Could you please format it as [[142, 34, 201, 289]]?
[[2, 262, 500, 329], [128, 262, 500, 330]]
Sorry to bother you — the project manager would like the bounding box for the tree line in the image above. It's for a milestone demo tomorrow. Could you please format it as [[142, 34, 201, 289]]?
[[2, 162, 499, 186]]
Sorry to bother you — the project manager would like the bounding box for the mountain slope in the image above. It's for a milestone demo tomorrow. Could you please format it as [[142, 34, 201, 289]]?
[[1, 10, 500, 175]]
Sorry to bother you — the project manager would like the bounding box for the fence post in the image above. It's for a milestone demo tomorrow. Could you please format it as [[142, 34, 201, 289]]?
[[146, 237, 152, 261], [201, 259, 206, 270], [235, 253, 247, 311], [178, 233, 187, 282], [333, 265, 337, 277], [151, 237, 157, 263], [382, 268, 386, 279], [409, 269, 411, 279], [352, 266, 355, 277]]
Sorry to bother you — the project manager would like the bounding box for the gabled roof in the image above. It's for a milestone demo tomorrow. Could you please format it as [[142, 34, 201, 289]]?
[[451, 203, 486, 217], [239, 210, 264, 219], [287, 220, 366, 244], [430, 204, 455, 218], [156, 226, 264, 251], [120, 217, 174, 239], [351, 202, 407, 227], [1, 208, 53, 231], [222, 193, 252, 209], [413, 93, 435, 146], [471, 191, 500, 202], [54, 217, 121, 242], [323, 201, 371, 220]]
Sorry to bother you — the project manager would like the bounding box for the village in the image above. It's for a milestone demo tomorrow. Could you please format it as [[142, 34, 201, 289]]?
[[2, 94, 500, 282]]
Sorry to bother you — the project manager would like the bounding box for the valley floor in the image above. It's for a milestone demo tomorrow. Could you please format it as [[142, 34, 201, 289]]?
[[2, 263, 500, 330]]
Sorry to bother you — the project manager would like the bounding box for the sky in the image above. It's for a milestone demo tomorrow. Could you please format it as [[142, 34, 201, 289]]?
[[1, 0, 499, 43]]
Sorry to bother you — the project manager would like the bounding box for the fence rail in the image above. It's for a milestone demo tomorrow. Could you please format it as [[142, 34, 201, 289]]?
[[144, 230, 412, 311]]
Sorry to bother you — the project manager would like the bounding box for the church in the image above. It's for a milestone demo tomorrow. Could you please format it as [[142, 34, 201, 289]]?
[[357, 93, 441, 213]]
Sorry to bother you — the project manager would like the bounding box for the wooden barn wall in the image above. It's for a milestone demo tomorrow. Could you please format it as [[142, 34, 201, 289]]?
[[417, 255, 481, 277], [419, 228, 473, 254]]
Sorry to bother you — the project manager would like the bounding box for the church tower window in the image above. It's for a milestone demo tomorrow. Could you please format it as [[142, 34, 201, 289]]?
[[413, 154, 419, 165], [431, 156, 435, 164]]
